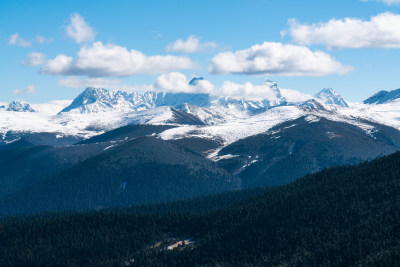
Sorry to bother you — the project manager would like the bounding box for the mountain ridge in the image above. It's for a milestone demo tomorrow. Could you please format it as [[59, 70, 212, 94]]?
[[0, 99, 37, 112], [364, 88, 400, 104]]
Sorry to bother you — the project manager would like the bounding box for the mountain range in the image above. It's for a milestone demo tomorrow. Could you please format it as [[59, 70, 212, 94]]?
[[2, 79, 400, 215]]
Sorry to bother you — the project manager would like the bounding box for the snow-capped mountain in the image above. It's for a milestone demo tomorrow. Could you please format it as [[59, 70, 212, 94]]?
[[4, 79, 400, 154], [0, 100, 37, 112], [60, 87, 211, 114], [297, 99, 326, 110], [60, 78, 288, 115], [4, 80, 400, 217], [315, 88, 348, 107], [363, 88, 400, 104]]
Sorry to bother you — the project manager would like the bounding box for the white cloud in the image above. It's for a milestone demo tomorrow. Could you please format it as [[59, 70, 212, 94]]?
[[219, 80, 312, 100], [36, 34, 53, 44], [361, 0, 400, 5], [8, 33, 53, 47], [166, 35, 217, 53], [280, 88, 312, 102], [154, 72, 214, 93], [8, 33, 18, 45], [41, 41, 196, 77], [381, 0, 400, 4], [41, 54, 74, 74], [58, 76, 122, 89], [66, 13, 96, 43], [285, 12, 400, 49], [31, 100, 73, 115], [220, 81, 283, 99], [209, 42, 352, 76], [13, 85, 36, 95], [8, 33, 32, 47], [23, 52, 46, 66]]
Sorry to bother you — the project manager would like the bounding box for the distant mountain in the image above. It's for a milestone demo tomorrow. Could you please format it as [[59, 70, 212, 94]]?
[[216, 116, 400, 188], [363, 88, 400, 104], [315, 88, 348, 107], [0, 100, 37, 112], [60, 79, 288, 115], [59, 87, 212, 114], [297, 99, 326, 110]]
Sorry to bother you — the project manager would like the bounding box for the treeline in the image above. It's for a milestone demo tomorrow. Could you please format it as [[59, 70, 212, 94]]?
[[2, 151, 400, 266]]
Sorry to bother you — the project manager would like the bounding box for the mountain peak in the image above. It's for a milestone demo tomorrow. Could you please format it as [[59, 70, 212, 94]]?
[[315, 88, 348, 107], [189, 77, 205, 86], [0, 99, 37, 112], [363, 88, 400, 105]]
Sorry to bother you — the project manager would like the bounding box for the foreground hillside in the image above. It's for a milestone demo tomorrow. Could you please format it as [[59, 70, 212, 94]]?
[[2, 150, 400, 266]]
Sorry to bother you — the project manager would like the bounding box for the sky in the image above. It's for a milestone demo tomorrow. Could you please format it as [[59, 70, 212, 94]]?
[[2, 0, 400, 103]]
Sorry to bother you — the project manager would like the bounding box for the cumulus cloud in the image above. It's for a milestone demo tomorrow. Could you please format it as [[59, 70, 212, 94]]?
[[23, 52, 46, 66], [285, 12, 400, 49], [13, 85, 36, 95], [66, 13, 96, 43], [58, 76, 123, 89], [41, 54, 74, 74], [166, 35, 217, 53], [209, 42, 352, 76], [41, 41, 195, 77], [154, 72, 215, 93], [8, 33, 32, 47]]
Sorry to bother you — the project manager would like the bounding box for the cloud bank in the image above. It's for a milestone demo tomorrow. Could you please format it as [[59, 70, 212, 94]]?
[[285, 12, 400, 49], [154, 72, 215, 93], [209, 42, 352, 76], [41, 42, 196, 77]]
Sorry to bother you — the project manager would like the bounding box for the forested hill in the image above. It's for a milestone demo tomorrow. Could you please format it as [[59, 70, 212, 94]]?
[[2, 150, 400, 266]]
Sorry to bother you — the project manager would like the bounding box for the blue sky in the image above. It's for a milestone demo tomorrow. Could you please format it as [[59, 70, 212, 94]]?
[[2, 0, 400, 103]]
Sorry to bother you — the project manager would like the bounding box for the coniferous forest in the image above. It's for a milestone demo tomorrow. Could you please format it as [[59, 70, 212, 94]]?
[[2, 150, 400, 266]]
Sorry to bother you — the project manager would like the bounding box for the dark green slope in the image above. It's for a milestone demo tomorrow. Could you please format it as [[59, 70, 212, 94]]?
[[0, 143, 111, 198], [0, 124, 178, 199], [217, 116, 400, 188], [2, 150, 400, 266], [0, 137, 239, 216]]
